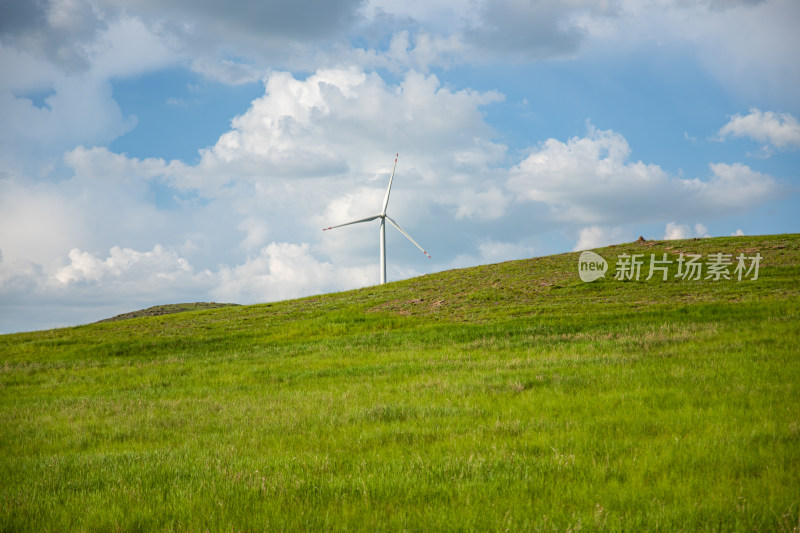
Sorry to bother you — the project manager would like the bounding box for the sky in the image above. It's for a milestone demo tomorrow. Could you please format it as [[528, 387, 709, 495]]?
[[1, 0, 798, 333]]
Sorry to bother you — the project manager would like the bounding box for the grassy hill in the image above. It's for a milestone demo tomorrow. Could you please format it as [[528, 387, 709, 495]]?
[[94, 302, 240, 323], [1, 234, 799, 531]]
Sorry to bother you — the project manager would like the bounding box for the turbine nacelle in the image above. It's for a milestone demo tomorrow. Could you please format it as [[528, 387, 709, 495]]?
[[323, 154, 431, 284]]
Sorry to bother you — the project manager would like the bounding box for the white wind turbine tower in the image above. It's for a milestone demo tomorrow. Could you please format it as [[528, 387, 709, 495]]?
[[323, 154, 431, 285]]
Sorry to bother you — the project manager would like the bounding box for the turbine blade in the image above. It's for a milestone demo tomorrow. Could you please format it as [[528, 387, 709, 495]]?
[[385, 215, 432, 258], [381, 153, 398, 215], [323, 214, 381, 231]]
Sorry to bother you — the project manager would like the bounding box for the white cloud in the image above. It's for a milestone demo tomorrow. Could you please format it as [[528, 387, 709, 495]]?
[[664, 223, 689, 240], [695, 223, 710, 238], [0, 255, 46, 295], [573, 226, 625, 251], [54, 245, 198, 285], [88, 15, 181, 79], [731, 228, 745, 236], [663, 222, 710, 240], [507, 125, 786, 224], [212, 242, 370, 303], [0, 242, 214, 332], [717, 108, 800, 152], [0, 176, 88, 265], [454, 186, 510, 220], [477, 240, 535, 262], [64, 145, 173, 182], [0, 240, 373, 331], [46, 241, 353, 307], [0, 12, 183, 176], [197, 68, 503, 183], [508, 125, 670, 223], [698, 163, 785, 211], [0, 75, 137, 175]]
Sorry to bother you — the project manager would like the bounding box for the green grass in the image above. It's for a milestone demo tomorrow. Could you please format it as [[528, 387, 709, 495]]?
[[94, 302, 240, 323], [1, 234, 799, 531]]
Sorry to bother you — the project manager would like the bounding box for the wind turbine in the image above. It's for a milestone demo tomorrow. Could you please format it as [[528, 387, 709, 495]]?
[[323, 154, 431, 285]]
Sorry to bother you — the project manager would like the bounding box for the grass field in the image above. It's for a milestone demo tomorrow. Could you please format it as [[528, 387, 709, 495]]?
[[1, 234, 799, 531]]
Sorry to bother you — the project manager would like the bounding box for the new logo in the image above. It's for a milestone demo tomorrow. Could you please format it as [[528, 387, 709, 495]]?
[[578, 251, 608, 282]]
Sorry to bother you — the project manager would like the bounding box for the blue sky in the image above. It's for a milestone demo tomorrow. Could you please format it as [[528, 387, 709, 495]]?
[[1, 0, 798, 333]]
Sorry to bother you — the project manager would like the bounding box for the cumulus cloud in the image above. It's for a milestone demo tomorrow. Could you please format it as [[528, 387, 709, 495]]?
[[663, 222, 710, 240], [665, 223, 687, 240], [697, 163, 786, 211], [573, 225, 625, 251], [47, 241, 367, 306], [0, 240, 372, 331], [507, 125, 670, 223], [717, 108, 800, 153], [54, 245, 198, 285], [64, 145, 173, 182], [506, 125, 787, 224], [199, 68, 503, 180], [0, 243, 212, 332], [213, 242, 370, 303]]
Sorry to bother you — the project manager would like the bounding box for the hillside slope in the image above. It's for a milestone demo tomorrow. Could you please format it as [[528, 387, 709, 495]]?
[[1, 234, 799, 530], [94, 302, 240, 323]]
